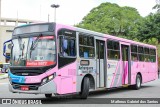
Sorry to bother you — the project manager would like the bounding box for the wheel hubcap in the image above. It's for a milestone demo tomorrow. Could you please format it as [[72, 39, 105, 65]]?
[[137, 77, 141, 88]]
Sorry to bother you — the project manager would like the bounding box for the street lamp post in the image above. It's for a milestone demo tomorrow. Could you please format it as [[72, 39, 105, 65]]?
[[0, 0, 1, 25], [51, 4, 60, 22]]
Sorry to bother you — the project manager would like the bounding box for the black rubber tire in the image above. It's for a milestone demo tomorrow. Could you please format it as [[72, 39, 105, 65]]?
[[80, 77, 90, 99], [45, 94, 52, 98], [133, 74, 141, 90]]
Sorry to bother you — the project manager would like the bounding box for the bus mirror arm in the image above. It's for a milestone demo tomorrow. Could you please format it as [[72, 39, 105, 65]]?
[[3, 39, 12, 59]]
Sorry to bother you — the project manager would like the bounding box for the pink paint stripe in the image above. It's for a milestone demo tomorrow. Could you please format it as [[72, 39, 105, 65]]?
[[110, 61, 119, 87], [122, 61, 128, 84], [116, 61, 122, 86], [125, 62, 128, 84]]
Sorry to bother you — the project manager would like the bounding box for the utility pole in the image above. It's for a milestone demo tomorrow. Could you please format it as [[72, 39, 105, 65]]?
[[48, 14, 50, 22]]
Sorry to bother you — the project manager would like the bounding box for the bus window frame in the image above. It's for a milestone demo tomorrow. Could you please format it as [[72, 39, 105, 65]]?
[[131, 44, 138, 62], [149, 48, 156, 63], [59, 35, 77, 58], [144, 47, 150, 62], [138, 46, 144, 62], [107, 39, 120, 60], [79, 34, 95, 59]]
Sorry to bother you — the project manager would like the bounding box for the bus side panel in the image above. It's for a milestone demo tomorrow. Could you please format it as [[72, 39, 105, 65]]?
[[139, 62, 148, 83], [131, 61, 157, 85], [107, 60, 122, 88], [53, 61, 77, 94], [76, 58, 96, 92], [131, 62, 142, 85], [148, 62, 158, 81], [54, 24, 77, 94]]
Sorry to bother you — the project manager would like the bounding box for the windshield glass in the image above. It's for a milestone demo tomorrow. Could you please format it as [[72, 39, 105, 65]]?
[[11, 36, 56, 67]]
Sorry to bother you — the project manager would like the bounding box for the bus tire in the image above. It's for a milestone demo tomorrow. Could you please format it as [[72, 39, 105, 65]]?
[[45, 94, 52, 98], [134, 74, 141, 90], [80, 77, 90, 99]]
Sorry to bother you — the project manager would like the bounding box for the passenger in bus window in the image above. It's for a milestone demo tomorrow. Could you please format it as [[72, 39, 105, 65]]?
[[80, 48, 83, 57], [62, 39, 68, 56], [84, 52, 89, 58], [70, 40, 75, 56], [144, 58, 147, 62], [114, 54, 118, 59], [134, 57, 138, 61]]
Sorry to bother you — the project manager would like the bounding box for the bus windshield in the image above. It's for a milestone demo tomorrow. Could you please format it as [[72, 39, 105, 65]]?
[[11, 36, 56, 67]]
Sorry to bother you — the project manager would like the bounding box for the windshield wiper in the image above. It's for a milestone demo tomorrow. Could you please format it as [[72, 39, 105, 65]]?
[[29, 34, 43, 58], [16, 36, 26, 64], [30, 34, 43, 50], [17, 36, 23, 50]]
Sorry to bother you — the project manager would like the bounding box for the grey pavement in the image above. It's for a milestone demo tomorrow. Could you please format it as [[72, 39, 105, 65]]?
[[0, 73, 8, 80], [0, 78, 160, 106]]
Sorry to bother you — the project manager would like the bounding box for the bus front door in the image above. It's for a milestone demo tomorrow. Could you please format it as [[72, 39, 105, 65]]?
[[121, 44, 131, 85], [96, 40, 106, 88]]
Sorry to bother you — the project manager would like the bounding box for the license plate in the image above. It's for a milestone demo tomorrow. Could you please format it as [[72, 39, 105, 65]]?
[[21, 86, 29, 91]]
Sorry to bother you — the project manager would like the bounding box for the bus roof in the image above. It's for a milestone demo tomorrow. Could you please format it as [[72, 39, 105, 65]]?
[[14, 22, 156, 49], [57, 23, 156, 49]]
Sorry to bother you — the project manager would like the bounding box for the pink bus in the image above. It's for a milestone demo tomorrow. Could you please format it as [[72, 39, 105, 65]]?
[[3, 23, 158, 99]]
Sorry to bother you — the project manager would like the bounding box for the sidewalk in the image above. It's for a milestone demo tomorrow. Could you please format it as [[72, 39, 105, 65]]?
[[0, 73, 8, 80]]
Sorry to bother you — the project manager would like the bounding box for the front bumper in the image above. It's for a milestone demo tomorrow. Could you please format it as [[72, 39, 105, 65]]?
[[9, 80, 57, 94]]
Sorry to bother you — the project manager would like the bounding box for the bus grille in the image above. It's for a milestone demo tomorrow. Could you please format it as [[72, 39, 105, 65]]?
[[12, 82, 40, 90], [12, 72, 42, 76]]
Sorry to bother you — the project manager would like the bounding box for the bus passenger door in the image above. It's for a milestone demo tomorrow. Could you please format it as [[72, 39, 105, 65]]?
[[96, 40, 106, 88], [121, 44, 131, 85]]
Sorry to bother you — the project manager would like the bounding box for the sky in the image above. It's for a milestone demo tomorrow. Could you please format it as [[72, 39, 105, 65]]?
[[1, 0, 157, 25]]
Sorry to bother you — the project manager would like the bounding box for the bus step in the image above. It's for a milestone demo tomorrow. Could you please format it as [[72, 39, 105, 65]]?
[[122, 84, 129, 87]]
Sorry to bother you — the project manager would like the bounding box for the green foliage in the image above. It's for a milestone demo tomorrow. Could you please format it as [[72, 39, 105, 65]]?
[[143, 38, 158, 45], [76, 2, 142, 39], [153, 0, 160, 13], [136, 13, 160, 42], [76, 2, 160, 55]]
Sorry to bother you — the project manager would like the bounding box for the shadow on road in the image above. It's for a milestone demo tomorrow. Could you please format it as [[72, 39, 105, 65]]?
[[88, 85, 154, 97], [18, 85, 155, 104]]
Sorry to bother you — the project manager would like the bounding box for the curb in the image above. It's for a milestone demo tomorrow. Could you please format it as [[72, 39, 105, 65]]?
[[0, 74, 8, 80]]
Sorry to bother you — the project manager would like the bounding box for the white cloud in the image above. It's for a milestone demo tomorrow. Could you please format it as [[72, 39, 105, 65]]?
[[1, 0, 157, 25], [117, 0, 156, 16]]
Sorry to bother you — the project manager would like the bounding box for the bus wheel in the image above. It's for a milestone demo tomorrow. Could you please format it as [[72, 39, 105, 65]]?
[[134, 74, 141, 90], [80, 77, 90, 99], [45, 94, 52, 98]]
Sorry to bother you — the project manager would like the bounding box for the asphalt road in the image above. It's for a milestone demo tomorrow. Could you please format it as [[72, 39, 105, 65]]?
[[0, 78, 160, 107]]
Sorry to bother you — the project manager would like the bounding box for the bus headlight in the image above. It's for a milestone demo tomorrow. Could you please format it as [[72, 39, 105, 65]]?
[[41, 72, 56, 85]]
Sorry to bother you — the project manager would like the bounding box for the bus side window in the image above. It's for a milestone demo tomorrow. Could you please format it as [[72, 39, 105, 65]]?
[[79, 35, 95, 58], [131, 45, 138, 61], [62, 39, 68, 56], [150, 48, 156, 62], [107, 40, 120, 60], [60, 37, 76, 57]]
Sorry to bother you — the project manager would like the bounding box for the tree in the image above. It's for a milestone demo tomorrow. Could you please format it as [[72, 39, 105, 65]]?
[[136, 13, 160, 42], [153, 0, 160, 13], [143, 38, 158, 45], [76, 2, 142, 39]]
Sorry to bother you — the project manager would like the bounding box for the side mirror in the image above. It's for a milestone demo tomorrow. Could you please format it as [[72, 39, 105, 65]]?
[[8, 43, 13, 49], [3, 39, 12, 59]]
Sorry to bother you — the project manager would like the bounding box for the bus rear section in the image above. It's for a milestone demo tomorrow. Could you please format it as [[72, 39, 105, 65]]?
[[3, 23, 158, 99]]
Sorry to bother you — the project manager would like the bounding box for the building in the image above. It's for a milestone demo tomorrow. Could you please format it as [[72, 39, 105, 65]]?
[[0, 17, 42, 63]]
